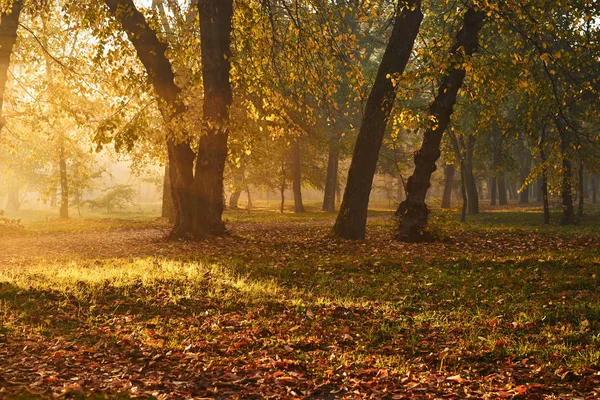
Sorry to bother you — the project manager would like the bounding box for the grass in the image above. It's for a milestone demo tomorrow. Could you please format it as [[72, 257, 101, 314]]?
[[0, 203, 599, 398]]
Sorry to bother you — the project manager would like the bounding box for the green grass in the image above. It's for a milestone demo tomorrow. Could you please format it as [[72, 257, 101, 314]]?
[[0, 204, 599, 398]]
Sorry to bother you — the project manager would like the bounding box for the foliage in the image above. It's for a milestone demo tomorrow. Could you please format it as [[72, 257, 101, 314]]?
[[84, 184, 136, 213]]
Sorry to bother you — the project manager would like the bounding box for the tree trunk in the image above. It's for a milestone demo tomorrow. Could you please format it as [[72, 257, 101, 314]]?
[[498, 172, 507, 205], [59, 139, 69, 219], [490, 177, 497, 206], [229, 190, 242, 209], [460, 162, 467, 223], [190, 0, 233, 236], [556, 119, 574, 225], [332, 1, 423, 239], [441, 163, 454, 209], [592, 176, 597, 204], [397, 7, 485, 241], [104, 0, 233, 239], [104, 0, 195, 237], [578, 158, 584, 218], [464, 134, 479, 215], [536, 179, 543, 202], [291, 139, 305, 213], [542, 168, 550, 224], [519, 154, 531, 204], [162, 163, 175, 222], [246, 188, 253, 209], [0, 0, 22, 132], [322, 135, 339, 212]]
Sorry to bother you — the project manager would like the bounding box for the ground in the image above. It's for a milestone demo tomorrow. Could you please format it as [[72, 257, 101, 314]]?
[[0, 204, 599, 399]]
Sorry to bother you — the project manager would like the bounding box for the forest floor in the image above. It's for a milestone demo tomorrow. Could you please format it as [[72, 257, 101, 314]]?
[[0, 205, 599, 399]]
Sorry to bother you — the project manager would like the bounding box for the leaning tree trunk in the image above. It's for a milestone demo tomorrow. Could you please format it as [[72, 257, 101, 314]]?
[[104, 0, 196, 238], [441, 163, 454, 209], [59, 138, 69, 219], [322, 134, 340, 212], [332, 1, 423, 240], [397, 7, 485, 241], [464, 134, 479, 215], [0, 0, 21, 132], [291, 139, 305, 213], [191, 0, 234, 236]]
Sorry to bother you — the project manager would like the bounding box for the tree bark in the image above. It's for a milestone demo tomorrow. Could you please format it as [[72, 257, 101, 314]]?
[[162, 163, 175, 222], [332, 1, 423, 239], [556, 118, 574, 225], [592, 176, 597, 204], [441, 163, 454, 209], [291, 139, 305, 213], [191, 0, 233, 236], [397, 7, 485, 241], [0, 0, 22, 132], [464, 134, 479, 215], [322, 134, 339, 212], [104, 0, 233, 239], [104, 0, 195, 236], [59, 138, 69, 219]]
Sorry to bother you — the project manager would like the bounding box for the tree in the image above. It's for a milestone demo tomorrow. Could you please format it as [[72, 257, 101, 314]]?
[[102, 0, 233, 239], [0, 0, 22, 133], [396, 6, 485, 241], [333, 0, 423, 239]]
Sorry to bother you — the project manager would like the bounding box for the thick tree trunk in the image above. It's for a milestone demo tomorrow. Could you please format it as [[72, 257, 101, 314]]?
[[578, 158, 584, 218], [464, 135, 478, 215], [59, 139, 69, 219], [322, 135, 339, 212], [397, 7, 485, 241], [0, 0, 21, 132], [333, 1, 423, 239], [441, 163, 454, 209], [104, 0, 232, 239], [190, 0, 233, 236], [291, 139, 305, 213], [162, 163, 175, 222], [490, 177, 497, 205]]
